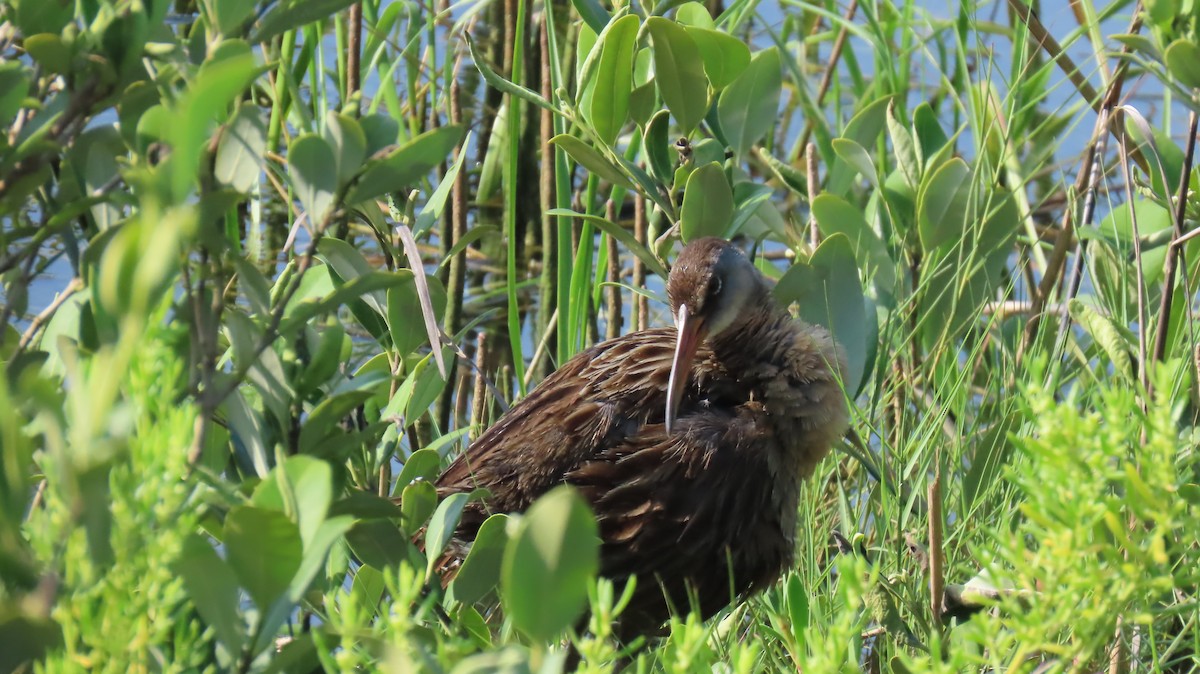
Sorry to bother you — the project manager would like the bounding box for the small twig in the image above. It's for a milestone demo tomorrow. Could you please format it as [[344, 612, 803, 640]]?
[[806, 142, 820, 248], [796, 0, 859, 152], [1021, 107, 1109, 366], [928, 465, 945, 629], [12, 277, 83, 354], [1006, 0, 1099, 108], [1150, 111, 1198, 366], [523, 308, 558, 390], [470, 332, 489, 442], [633, 193, 648, 331], [347, 3, 362, 107], [982, 300, 1067, 318], [0, 79, 110, 204], [605, 200, 622, 341], [1114, 114, 1149, 396], [1019, 7, 1144, 362]]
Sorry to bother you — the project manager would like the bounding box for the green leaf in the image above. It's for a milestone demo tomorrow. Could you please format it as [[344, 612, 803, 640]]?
[[361, 114, 400, 156], [329, 492, 403, 519], [425, 492, 470, 577], [917, 158, 971, 252], [547, 209, 668, 278], [413, 131, 471, 239], [501, 486, 599, 643], [775, 234, 867, 394], [169, 49, 261, 199], [387, 274, 448, 356], [351, 564, 387, 613], [675, 2, 716, 28], [584, 14, 640, 146], [347, 519, 414, 568], [322, 112, 367, 189], [831, 138, 878, 188], [175, 534, 245, 653], [961, 415, 1016, 512], [886, 101, 920, 189], [717, 47, 780, 158], [810, 194, 896, 301], [465, 36, 558, 115], [345, 125, 465, 204], [1146, 0, 1181, 27], [250, 0, 359, 43], [449, 514, 510, 605], [572, 0, 613, 34], [22, 34, 70, 75], [223, 391, 271, 477], [686, 27, 750, 91], [12, 0, 73, 36], [680, 162, 733, 242], [784, 574, 809, 650], [286, 515, 355, 599], [212, 0, 255, 35], [251, 456, 334, 550], [550, 134, 635, 189], [645, 17, 709, 133], [405, 347, 453, 421], [912, 102, 949, 165], [1110, 33, 1161, 60], [317, 238, 387, 316], [1100, 199, 1174, 285], [288, 134, 338, 223], [251, 515, 355, 655], [296, 321, 346, 395], [215, 103, 267, 193], [1069, 299, 1134, 381], [278, 271, 414, 337], [297, 390, 376, 456], [393, 448, 443, 494], [224, 505, 304, 610], [645, 109, 675, 185], [0, 610, 63, 674], [1165, 39, 1200, 89], [826, 96, 891, 196], [400, 480, 438, 537]]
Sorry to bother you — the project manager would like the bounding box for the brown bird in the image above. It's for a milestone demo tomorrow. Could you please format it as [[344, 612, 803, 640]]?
[[434, 236, 849, 639]]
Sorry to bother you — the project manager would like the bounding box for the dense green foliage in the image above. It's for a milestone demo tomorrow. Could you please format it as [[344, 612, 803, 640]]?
[[2, 0, 1200, 671]]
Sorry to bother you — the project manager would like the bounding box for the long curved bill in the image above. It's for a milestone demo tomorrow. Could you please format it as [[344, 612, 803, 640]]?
[[665, 304, 704, 434]]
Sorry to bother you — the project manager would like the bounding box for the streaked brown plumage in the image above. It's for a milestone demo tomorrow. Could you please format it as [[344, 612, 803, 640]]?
[[435, 237, 849, 638]]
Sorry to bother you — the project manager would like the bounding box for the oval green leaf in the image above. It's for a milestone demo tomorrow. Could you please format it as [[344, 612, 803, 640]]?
[[550, 134, 635, 189], [916, 157, 971, 252], [224, 505, 304, 610], [345, 124, 465, 205], [322, 111, 367, 188], [448, 513, 511, 605], [680, 161, 733, 242], [775, 234, 867, 394], [501, 486, 599, 643], [288, 134, 338, 224], [1165, 39, 1200, 89], [645, 17, 709, 133], [425, 492, 470, 578], [215, 103, 267, 193], [810, 193, 896, 301], [584, 14, 640, 146], [686, 27, 750, 91]]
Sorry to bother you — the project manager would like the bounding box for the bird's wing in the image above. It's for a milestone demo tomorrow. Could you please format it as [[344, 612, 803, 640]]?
[[564, 402, 788, 634], [435, 327, 682, 524]]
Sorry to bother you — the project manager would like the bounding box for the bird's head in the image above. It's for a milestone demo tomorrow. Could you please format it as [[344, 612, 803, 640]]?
[[664, 237, 766, 433]]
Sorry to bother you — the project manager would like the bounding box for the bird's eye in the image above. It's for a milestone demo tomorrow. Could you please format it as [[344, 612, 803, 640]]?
[[707, 276, 723, 299]]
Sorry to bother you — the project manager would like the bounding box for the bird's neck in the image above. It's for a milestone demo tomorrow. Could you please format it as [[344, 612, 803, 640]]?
[[707, 298, 795, 371]]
